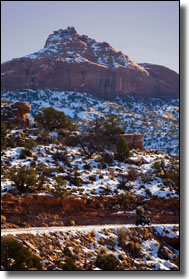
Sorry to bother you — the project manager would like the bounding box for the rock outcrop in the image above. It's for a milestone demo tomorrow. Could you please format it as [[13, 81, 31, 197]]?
[[1, 101, 33, 128], [1, 26, 179, 99], [1, 194, 179, 228]]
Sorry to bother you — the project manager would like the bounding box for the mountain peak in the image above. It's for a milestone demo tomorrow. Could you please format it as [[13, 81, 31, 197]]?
[[1, 27, 179, 99], [44, 26, 79, 48]]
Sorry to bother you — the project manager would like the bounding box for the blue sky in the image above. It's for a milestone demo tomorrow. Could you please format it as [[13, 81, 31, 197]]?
[[1, 1, 179, 72]]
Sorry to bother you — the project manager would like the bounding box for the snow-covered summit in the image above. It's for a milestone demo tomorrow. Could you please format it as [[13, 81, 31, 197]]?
[[23, 26, 146, 71]]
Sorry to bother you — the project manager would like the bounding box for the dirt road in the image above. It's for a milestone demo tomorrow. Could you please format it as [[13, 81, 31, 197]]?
[[1, 223, 179, 236]]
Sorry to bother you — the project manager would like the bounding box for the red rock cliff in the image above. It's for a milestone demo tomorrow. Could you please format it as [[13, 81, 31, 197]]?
[[1, 26, 179, 99]]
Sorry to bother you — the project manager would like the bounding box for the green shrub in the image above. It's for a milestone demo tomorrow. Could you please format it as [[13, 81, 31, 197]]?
[[127, 167, 139, 181], [63, 246, 73, 258], [83, 163, 92, 170], [164, 166, 179, 193], [20, 148, 33, 159], [1, 237, 42, 270], [153, 161, 161, 172], [8, 166, 38, 194], [118, 191, 135, 210], [62, 257, 81, 270], [35, 107, 77, 131], [100, 114, 124, 136], [24, 138, 38, 149], [95, 253, 122, 270], [50, 176, 67, 197], [70, 171, 82, 186], [115, 136, 130, 162]]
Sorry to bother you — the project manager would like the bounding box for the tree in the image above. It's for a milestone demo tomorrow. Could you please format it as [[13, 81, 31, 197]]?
[[1, 237, 42, 270], [95, 253, 123, 270], [8, 166, 38, 194], [79, 114, 125, 158], [1, 120, 7, 151], [92, 114, 124, 136], [35, 107, 77, 131], [115, 136, 130, 162]]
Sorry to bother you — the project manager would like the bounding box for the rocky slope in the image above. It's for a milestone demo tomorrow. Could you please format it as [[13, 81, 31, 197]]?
[[2, 90, 179, 154], [1, 26, 179, 99], [1, 224, 179, 270]]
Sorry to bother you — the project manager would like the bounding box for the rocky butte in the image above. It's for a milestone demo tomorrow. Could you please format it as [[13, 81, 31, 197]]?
[[1, 26, 179, 99]]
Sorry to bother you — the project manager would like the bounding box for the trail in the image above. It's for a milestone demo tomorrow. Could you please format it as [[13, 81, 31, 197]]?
[[1, 223, 179, 236]]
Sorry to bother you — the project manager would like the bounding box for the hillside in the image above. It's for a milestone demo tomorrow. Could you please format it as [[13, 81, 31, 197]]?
[[2, 224, 179, 270], [2, 90, 179, 154]]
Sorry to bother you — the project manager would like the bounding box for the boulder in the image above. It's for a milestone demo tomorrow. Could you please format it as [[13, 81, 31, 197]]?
[[1, 101, 33, 128], [11, 102, 31, 113]]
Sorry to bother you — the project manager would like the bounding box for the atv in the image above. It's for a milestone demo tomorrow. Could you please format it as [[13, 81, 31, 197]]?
[[136, 215, 151, 226]]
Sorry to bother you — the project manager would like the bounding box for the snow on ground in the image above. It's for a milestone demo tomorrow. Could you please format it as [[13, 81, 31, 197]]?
[[2, 90, 179, 154], [1, 223, 178, 236], [1, 224, 179, 270], [1, 141, 179, 199]]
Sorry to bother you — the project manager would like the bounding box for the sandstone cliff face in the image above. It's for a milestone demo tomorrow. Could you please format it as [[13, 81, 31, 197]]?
[[1, 26, 179, 99], [1, 194, 179, 228]]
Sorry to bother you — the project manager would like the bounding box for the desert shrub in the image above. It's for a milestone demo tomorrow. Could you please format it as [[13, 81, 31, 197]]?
[[35, 107, 77, 131], [153, 161, 161, 172], [99, 247, 107, 254], [8, 166, 38, 194], [70, 171, 82, 186], [58, 128, 68, 136], [99, 114, 124, 136], [118, 191, 135, 210], [24, 138, 38, 149], [1, 237, 42, 270], [117, 228, 128, 247], [118, 173, 130, 190], [1, 215, 6, 223], [95, 253, 122, 270], [63, 246, 73, 258], [83, 163, 92, 170], [52, 151, 71, 167], [164, 166, 179, 193], [102, 152, 113, 164], [70, 220, 76, 226], [20, 148, 33, 159], [118, 253, 125, 261], [62, 257, 81, 270], [115, 136, 130, 162], [50, 176, 67, 197], [127, 167, 139, 181], [123, 241, 141, 258], [136, 206, 145, 216], [1, 120, 7, 151], [8, 140, 17, 148]]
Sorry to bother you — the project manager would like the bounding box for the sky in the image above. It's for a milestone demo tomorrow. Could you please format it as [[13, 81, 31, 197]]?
[[1, 1, 179, 72]]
